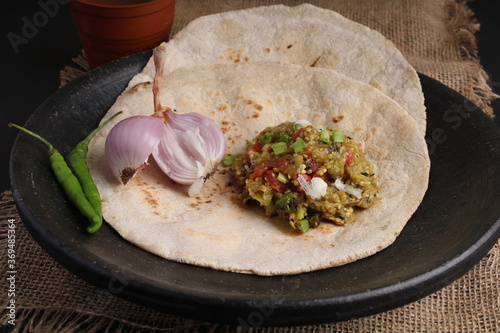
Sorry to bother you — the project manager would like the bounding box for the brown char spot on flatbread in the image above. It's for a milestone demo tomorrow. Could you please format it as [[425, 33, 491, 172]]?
[[331, 115, 345, 123], [189, 196, 204, 210], [189, 202, 201, 209], [242, 98, 264, 119], [245, 99, 263, 111], [217, 104, 229, 112], [248, 112, 259, 119], [310, 55, 321, 67], [219, 120, 238, 142], [222, 48, 249, 63], [189, 193, 218, 210], [141, 187, 159, 210]]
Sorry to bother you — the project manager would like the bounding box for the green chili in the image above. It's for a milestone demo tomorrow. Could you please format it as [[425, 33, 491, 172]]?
[[9, 123, 101, 234], [66, 111, 122, 230]]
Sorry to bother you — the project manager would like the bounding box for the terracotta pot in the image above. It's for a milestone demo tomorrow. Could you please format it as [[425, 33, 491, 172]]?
[[69, 0, 175, 69]]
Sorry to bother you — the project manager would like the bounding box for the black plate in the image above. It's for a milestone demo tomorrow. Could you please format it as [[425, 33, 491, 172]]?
[[10, 51, 500, 327]]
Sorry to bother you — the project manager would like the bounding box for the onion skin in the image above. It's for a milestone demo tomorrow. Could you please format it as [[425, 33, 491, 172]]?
[[105, 115, 166, 184]]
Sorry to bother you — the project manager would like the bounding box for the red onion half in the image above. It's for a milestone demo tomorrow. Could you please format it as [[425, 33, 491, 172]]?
[[105, 115, 165, 185], [104, 45, 227, 196]]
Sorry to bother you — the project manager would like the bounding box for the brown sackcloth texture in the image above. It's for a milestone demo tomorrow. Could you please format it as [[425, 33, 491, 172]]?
[[3, 0, 499, 332]]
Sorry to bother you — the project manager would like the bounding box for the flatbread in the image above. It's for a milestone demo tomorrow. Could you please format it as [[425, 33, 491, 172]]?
[[135, 4, 426, 135], [87, 62, 430, 275]]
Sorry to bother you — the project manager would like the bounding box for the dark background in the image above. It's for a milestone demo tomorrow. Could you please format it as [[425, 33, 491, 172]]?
[[1, 1, 499, 193]]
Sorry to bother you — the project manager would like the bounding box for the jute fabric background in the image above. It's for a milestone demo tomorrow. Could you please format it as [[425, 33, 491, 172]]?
[[2, 0, 499, 332]]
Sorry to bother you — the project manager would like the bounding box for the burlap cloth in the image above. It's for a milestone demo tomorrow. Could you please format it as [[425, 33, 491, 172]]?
[[2, 0, 499, 332]]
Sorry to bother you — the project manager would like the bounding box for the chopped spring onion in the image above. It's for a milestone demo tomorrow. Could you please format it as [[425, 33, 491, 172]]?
[[222, 154, 240, 167], [334, 178, 362, 198], [294, 119, 312, 130], [277, 172, 288, 184], [320, 130, 331, 144], [333, 130, 344, 143], [272, 142, 288, 155], [250, 192, 273, 206], [292, 138, 306, 153], [295, 207, 306, 220], [278, 133, 290, 143], [296, 219, 310, 233], [275, 193, 297, 212], [260, 132, 273, 145]]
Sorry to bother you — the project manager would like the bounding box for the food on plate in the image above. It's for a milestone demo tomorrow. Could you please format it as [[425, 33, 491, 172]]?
[[135, 3, 426, 135], [228, 120, 380, 232], [87, 62, 430, 275]]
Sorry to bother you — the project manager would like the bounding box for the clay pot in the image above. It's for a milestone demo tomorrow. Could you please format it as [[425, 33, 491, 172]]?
[[69, 0, 175, 69]]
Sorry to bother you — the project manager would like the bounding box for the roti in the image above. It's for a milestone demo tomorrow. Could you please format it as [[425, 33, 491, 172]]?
[[133, 4, 426, 135], [87, 62, 430, 276]]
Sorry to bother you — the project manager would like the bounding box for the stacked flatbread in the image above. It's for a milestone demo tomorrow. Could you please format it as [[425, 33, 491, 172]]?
[[88, 4, 430, 275]]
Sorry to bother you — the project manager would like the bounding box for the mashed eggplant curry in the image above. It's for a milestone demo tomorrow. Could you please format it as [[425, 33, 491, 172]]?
[[224, 120, 380, 233]]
